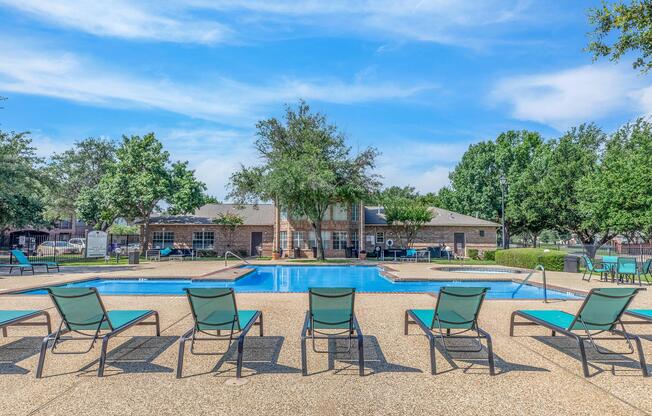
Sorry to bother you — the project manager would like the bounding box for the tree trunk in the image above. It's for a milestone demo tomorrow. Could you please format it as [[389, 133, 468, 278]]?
[[314, 221, 326, 261]]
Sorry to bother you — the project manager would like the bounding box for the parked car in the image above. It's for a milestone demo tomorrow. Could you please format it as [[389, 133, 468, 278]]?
[[68, 238, 86, 253], [36, 241, 76, 256]]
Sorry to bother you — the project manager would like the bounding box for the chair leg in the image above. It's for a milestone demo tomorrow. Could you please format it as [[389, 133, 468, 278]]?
[[485, 333, 496, 376], [153, 312, 161, 336], [576, 336, 590, 377], [176, 335, 187, 379], [357, 332, 364, 376], [301, 333, 308, 376], [631, 334, 649, 377], [97, 335, 110, 377], [258, 313, 264, 336], [36, 334, 53, 378], [404, 310, 409, 335], [428, 335, 436, 375], [236, 334, 245, 378]]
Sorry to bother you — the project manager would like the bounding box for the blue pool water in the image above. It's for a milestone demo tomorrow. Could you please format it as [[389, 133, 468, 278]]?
[[22, 265, 579, 299]]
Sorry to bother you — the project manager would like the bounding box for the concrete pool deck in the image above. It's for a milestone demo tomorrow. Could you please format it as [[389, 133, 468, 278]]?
[[0, 260, 651, 415]]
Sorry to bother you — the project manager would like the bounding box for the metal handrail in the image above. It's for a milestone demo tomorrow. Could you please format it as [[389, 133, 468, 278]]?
[[513, 264, 548, 303], [224, 250, 249, 266]]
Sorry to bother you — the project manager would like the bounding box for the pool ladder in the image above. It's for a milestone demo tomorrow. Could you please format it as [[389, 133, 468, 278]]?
[[224, 250, 249, 267], [513, 264, 548, 303]]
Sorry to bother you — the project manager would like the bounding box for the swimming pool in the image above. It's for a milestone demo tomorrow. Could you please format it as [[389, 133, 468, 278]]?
[[22, 265, 579, 299]]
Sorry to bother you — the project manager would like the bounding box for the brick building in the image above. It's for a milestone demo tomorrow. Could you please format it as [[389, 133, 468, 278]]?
[[144, 203, 499, 258]]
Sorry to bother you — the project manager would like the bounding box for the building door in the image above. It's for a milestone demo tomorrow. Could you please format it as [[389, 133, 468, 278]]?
[[250, 232, 263, 257], [453, 233, 465, 256]]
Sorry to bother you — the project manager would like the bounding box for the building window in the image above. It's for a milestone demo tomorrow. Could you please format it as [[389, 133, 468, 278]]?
[[376, 232, 385, 244], [332, 231, 348, 250], [152, 231, 174, 248], [308, 231, 330, 249], [351, 232, 358, 250], [293, 231, 307, 249], [279, 231, 288, 250], [192, 231, 214, 250], [351, 203, 359, 223], [479, 230, 485, 237], [332, 204, 347, 221]]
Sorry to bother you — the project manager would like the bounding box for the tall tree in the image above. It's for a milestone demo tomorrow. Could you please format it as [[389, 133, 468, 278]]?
[[91, 133, 207, 250], [0, 131, 46, 241], [213, 212, 244, 253], [578, 119, 652, 243], [45, 138, 116, 222], [587, 0, 652, 73], [541, 124, 609, 257], [378, 186, 433, 248], [229, 101, 380, 260], [438, 130, 544, 247]]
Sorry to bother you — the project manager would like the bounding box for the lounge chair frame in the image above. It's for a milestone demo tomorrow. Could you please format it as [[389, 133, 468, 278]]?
[[581, 255, 608, 282], [176, 288, 263, 379], [404, 288, 495, 375], [11, 250, 59, 274], [510, 289, 648, 377], [36, 288, 160, 378], [300, 289, 364, 376], [0, 310, 51, 337], [0, 264, 34, 275]]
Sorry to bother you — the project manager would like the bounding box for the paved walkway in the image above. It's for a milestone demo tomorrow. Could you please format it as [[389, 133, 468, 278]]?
[[0, 261, 650, 415]]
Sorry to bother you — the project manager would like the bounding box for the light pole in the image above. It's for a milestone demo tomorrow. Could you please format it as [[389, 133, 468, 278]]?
[[499, 175, 507, 249]]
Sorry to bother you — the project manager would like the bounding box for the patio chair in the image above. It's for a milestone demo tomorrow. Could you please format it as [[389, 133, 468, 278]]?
[[159, 247, 173, 260], [301, 288, 364, 376], [0, 310, 51, 337], [581, 255, 609, 282], [401, 249, 418, 262], [616, 257, 641, 285], [404, 287, 495, 375], [11, 249, 59, 274], [601, 255, 618, 281], [510, 288, 648, 377], [625, 309, 652, 324], [176, 288, 263, 379], [640, 259, 652, 285], [36, 287, 160, 378]]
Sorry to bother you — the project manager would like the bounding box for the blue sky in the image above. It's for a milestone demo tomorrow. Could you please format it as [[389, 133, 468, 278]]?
[[1, 1, 651, 199]]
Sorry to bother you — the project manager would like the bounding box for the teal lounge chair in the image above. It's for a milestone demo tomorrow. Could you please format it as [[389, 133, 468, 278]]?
[[581, 255, 609, 282], [641, 259, 652, 285], [0, 310, 51, 337], [401, 249, 418, 262], [617, 257, 641, 285], [12, 249, 59, 274], [601, 255, 618, 281], [301, 288, 364, 376], [405, 287, 495, 375], [176, 288, 263, 379], [36, 287, 160, 378], [510, 288, 648, 377]]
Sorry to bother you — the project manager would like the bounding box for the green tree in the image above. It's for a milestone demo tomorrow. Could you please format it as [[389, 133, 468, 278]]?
[[438, 130, 545, 247], [0, 131, 46, 240], [92, 133, 207, 250], [45, 138, 116, 221], [578, 119, 652, 243], [378, 186, 433, 247], [229, 101, 380, 260], [587, 0, 652, 73], [213, 212, 244, 252], [75, 184, 117, 231], [541, 124, 609, 257]]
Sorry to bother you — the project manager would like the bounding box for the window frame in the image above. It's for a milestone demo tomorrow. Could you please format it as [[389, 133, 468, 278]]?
[[192, 230, 215, 250], [152, 231, 175, 248]]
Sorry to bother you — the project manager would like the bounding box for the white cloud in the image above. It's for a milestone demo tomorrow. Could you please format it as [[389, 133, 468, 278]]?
[[492, 64, 652, 130], [0, 0, 230, 44], [0, 0, 531, 47], [375, 140, 467, 194], [0, 39, 435, 125]]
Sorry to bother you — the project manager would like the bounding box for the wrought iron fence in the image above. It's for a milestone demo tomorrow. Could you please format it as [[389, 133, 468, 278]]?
[[0, 233, 141, 264]]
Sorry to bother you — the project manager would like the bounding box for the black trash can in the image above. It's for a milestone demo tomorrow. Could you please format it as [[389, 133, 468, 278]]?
[[563, 255, 580, 273], [128, 250, 140, 265], [312, 247, 317, 258], [294, 248, 302, 258], [345, 246, 353, 258]]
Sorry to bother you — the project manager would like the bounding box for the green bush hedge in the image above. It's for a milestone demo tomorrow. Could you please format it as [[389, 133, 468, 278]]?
[[483, 250, 496, 261], [494, 248, 566, 271], [467, 248, 479, 259]]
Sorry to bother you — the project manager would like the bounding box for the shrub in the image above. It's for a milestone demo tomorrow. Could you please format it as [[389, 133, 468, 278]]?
[[467, 248, 479, 259], [483, 250, 496, 261], [495, 248, 566, 271]]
